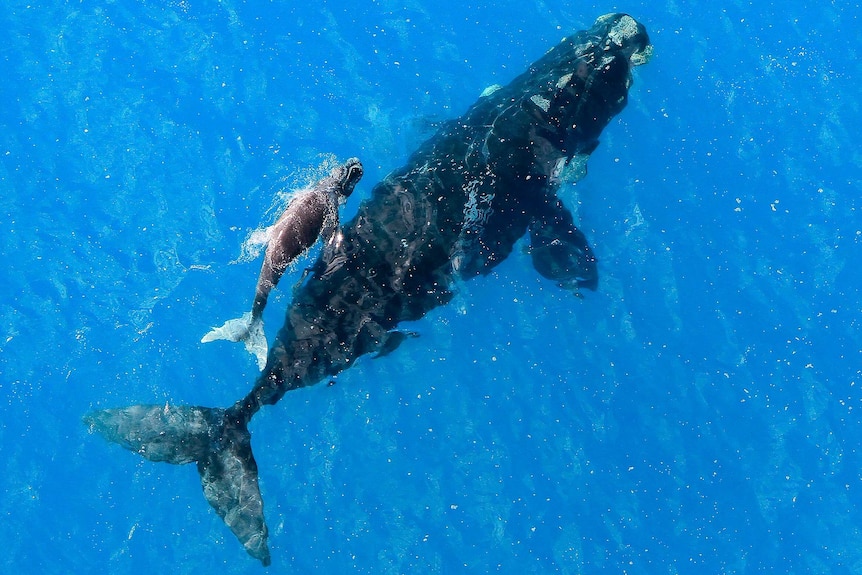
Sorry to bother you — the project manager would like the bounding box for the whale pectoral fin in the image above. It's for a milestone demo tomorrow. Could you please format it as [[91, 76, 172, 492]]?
[[84, 404, 271, 566], [529, 198, 598, 292], [373, 330, 419, 359]]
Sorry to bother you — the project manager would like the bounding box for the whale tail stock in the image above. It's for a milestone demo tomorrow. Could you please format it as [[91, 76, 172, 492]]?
[[201, 312, 268, 371], [83, 404, 271, 566]]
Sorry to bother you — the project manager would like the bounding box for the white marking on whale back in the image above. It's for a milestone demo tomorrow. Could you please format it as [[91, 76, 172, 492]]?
[[480, 84, 502, 97], [530, 94, 551, 113]]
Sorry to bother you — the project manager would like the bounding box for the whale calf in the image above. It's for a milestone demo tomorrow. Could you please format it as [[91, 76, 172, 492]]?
[[85, 13, 652, 566], [201, 158, 363, 369]]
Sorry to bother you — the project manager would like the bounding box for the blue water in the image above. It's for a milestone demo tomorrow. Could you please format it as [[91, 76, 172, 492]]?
[[2, 1, 861, 573]]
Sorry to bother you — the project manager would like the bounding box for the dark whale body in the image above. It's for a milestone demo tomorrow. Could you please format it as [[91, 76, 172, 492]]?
[[85, 14, 652, 566]]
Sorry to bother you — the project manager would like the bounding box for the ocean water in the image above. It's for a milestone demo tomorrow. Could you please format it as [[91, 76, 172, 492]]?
[[2, 1, 861, 573]]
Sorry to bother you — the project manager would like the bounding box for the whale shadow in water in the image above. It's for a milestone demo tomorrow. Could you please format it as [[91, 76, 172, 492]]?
[[85, 13, 653, 566]]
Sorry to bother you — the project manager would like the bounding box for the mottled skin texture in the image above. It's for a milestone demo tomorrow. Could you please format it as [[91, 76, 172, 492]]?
[[233, 13, 651, 420], [86, 14, 652, 566]]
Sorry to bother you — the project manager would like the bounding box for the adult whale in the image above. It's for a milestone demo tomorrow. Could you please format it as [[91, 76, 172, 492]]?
[[85, 13, 652, 566]]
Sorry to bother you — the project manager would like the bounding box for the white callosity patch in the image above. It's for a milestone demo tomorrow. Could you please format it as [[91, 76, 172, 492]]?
[[551, 154, 590, 186], [604, 14, 653, 66], [606, 14, 640, 48], [530, 94, 551, 113], [480, 84, 503, 98], [630, 44, 654, 67]]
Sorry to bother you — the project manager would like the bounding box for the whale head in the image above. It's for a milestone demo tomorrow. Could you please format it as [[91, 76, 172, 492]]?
[[592, 13, 653, 67], [332, 157, 363, 199], [523, 13, 652, 158]]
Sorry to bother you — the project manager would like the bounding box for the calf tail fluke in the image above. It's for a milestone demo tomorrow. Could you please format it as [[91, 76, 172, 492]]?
[[83, 404, 271, 566], [201, 312, 268, 370]]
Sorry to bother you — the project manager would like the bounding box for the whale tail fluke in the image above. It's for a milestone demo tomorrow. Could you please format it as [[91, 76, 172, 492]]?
[[83, 404, 271, 566], [201, 312, 268, 370]]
